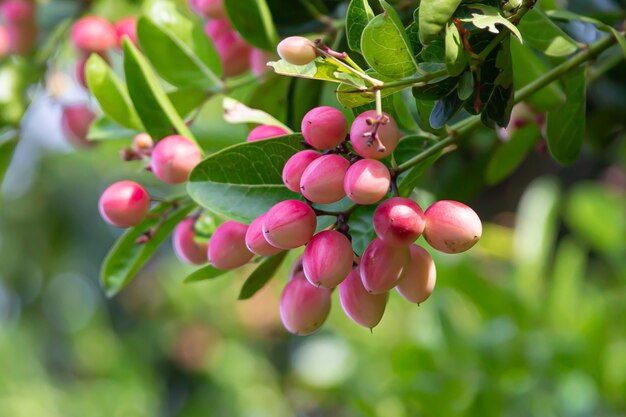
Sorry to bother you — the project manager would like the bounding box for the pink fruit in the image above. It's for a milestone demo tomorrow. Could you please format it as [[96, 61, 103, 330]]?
[[246, 125, 289, 142], [360, 238, 409, 294], [99, 181, 150, 228], [262, 200, 316, 249], [344, 159, 390, 205], [215, 31, 251, 77], [302, 230, 353, 289], [250, 48, 272, 76], [396, 245, 436, 304], [150, 135, 202, 185], [245, 214, 282, 256], [300, 154, 350, 204], [350, 110, 400, 160], [282, 150, 321, 193], [115, 16, 138, 47], [339, 267, 388, 329], [423, 200, 482, 254], [277, 36, 317, 66], [204, 18, 232, 42], [289, 255, 304, 279], [279, 271, 331, 336], [0, 0, 35, 24], [173, 217, 209, 265], [70, 16, 117, 54], [301, 106, 348, 150], [0, 26, 10, 58], [189, 0, 226, 19], [61, 104, 96, 147], [373, 197, 426, 246], [208, 220, 254, 269]]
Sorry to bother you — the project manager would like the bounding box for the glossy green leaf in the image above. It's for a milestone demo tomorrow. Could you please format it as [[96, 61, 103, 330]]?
[[238, 252, 288, 300], [183, 264, 230, 283], [87, 117, 140, 141], [268, 58, 363, 87], [123, 39, 195, 141], [224, 0, 279, 51], [445, 22, 467, 76], [86, 54, 143, 130], [346, 0, 374, 53], [361, 1, 418, 79], [137, 17, 222, 89], [518, 8, 579, 57], [101, 201, 195, 297], [419, 0, 462, 44], [485, 123, 541, 185], [187, 135, 304, 223], [546, 66, 586, 165]]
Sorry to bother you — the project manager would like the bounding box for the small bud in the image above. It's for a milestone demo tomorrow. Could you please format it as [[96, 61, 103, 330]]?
[[208, 220, 254, 269], [280, 271, 331, 336], [350, 110, 400, 160], [339, 267, 388, 329], [262, 200, 317, 249], [115, 16, 138, 48], [150, 135, 202, 185], [245, 214, 283, 256], [373, 197, 426, 246], [246, 125, 289, 142], [344, 159, 391, 205], [99, 181, 150, 228], [360, 238, 409, 294], [133, 133, 154, 151], [277, 36, 317, 66], [301, 106, 348, 150], [300, 154, 349, 204], [396, 245, 436, 304], [423, 200, 482, 253], [70, 16, 117, 54], [173, 217, 209, 265], [282, 150, 321, 193], [303, 230, 353, 289]]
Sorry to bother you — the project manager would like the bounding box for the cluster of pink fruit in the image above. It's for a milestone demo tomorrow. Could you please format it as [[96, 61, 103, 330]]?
[[0, 0, 37, 57], [190, 0, 270, 78]]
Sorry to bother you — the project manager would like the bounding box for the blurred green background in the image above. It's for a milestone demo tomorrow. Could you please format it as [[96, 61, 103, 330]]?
[[1, 0, 626, 416]]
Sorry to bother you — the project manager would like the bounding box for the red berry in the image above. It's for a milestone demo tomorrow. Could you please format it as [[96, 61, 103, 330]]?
[[350, 110, 400, 160], [423, 200, 482, 254], [277, 36, 317, 66], [262, 200, 316, 249], [61, 104, 96, 147], [246, 125, 289, 142], [70, 16, 117, 54], [189, 0, 226, 19], [115, 16, 138, 48], [150, 135, 202, 185], [282, 150, 321, 193], [300, 154, 349, 204], [360, 238, 409, 294], [99, 181, 150, 228], [373, 197, 425, 246], [396, 245, 436, 304], [245, 214, 283, 256], [280, 271, 331, 336], [208, 221, 254, 269], [339, 267, 388, 329], [215, 31, 251, 78], [344, 159, 390, 205], [302, 230, 353, 288], [173, 217, 209, 265], [301, 106, 347, 150]]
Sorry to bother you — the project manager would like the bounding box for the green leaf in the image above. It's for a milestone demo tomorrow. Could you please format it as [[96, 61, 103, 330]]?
[[223, 97, 291, 130], [123, 39, 196, 141], [85, 54, 143, 130], [346, 0, 375, 53], [224, 0, 279, 51], [238, 252, 288, 300], [419, 0, 462, 45], [87, 117, 140, 141], [268, 58, 363, 86], [518, 8, 579, 57], [360, 1, 418, 79], [485, 123, 541, 185], [348, 205, 377, 256], [0, 136, 17, 184], [461, 4, 523, 43], [101, 201, 195, 297], [546, 65, 586, 165], [336, 72, 404, 108], [248, 74, 292, 124], [187, 135, 304, 223], [609, 27, 626, 61], [412, 76, 458, 101], [183, 264, 229, 283], [445, 22, 467, 76], [168, 88, 209, 119], [137, 17, 222, 89], [510, 39, 564, 111], [394, 135, 441, 196]]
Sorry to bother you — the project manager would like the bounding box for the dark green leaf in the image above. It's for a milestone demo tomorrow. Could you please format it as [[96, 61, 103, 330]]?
[[485, 123, 541, 185], [238, 252, 288, 300], [518, 8, 579, 57], [184, 264, 229, 283], [346, 0, 374, 53], [249, 74, 292, 124], [430, 92, 463, 129], [412, 76, 458, 101], [348, 205, 377, 256], [0, 136, 17, 184], [224, 0, 279, 51], [168, 88, 209, 119]]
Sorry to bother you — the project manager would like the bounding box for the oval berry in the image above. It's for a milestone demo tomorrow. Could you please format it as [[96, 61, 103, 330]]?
[[344, 159, 390, 205], [99, 181, 150, 228], [373, 197, 426, 246]]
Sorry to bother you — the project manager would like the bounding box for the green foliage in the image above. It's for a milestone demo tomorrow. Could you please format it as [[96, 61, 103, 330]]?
[[224, 0, 279, 50], [238, 251, 288, 299]]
